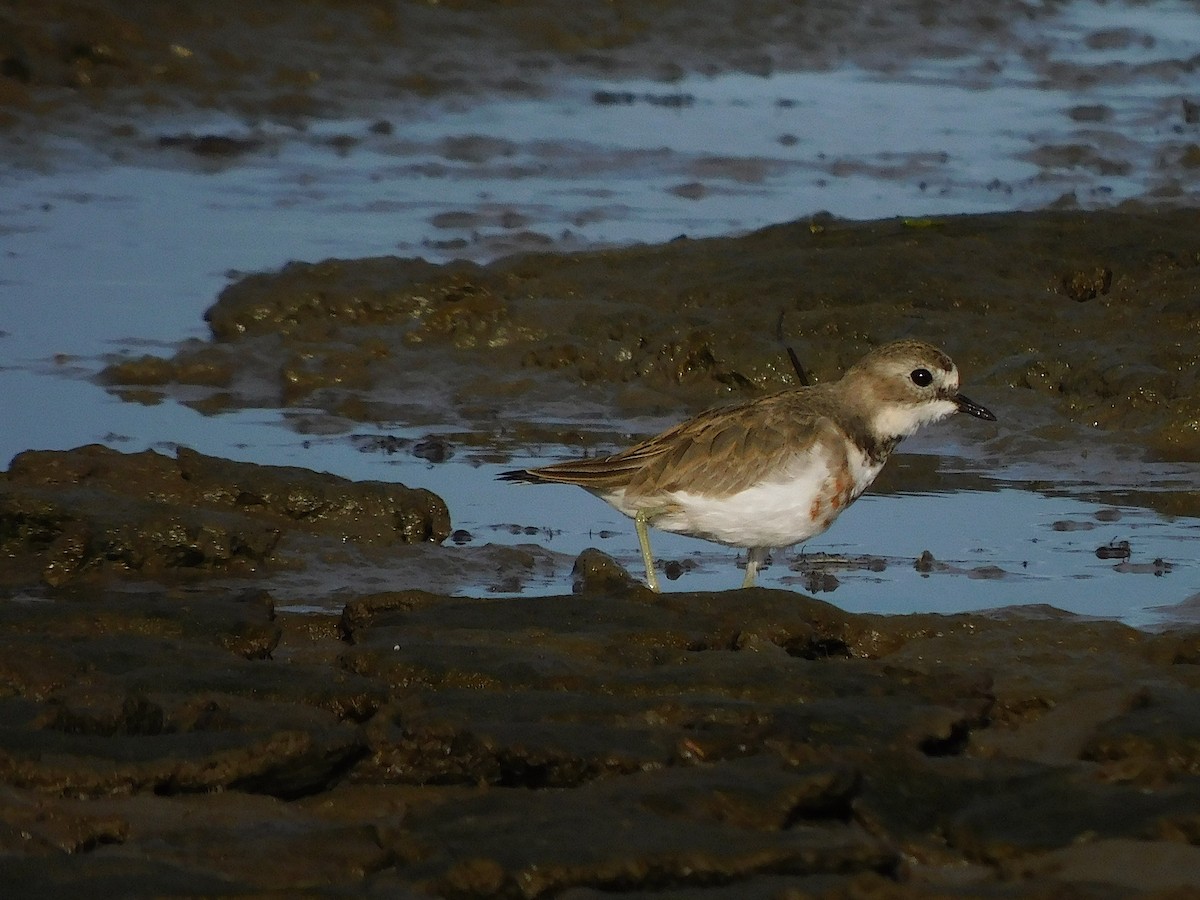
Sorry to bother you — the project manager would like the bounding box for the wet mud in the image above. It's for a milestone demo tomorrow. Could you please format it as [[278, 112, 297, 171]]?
[[6, 0, 1171, 142], [5, 0, 1200, 896], [102, 207, 1200, 469], [0, 444, 449, 589], [4, 484, 1200, 895]]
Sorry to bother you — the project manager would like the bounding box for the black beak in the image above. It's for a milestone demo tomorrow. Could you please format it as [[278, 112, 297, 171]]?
[[955, 393, 996, 422]]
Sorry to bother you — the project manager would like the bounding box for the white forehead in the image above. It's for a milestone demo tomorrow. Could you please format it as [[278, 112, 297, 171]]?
[[934, 363, 960, 390]]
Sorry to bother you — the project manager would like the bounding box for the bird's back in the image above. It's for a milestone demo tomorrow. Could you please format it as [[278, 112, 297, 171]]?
[[500, 384, 868, 504]]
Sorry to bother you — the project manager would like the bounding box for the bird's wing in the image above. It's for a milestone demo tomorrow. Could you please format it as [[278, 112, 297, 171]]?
[[514, 393, 848, 501], [501, 448, 657, 490], [626, 399, 848, 499]]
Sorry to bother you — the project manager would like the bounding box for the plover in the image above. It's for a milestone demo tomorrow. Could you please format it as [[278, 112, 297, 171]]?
[[500, 339, 995, 591]]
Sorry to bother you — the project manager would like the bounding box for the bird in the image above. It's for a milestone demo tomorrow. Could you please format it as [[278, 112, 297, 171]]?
[[499, 339, 995, 591]]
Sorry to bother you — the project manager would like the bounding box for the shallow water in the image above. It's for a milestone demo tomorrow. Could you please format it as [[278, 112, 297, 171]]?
[[247, 428, 1193, 628], [2, 0, 1199, 625]]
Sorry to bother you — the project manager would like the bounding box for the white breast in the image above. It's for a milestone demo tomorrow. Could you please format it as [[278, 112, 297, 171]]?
[[605, 442, 885, 550]]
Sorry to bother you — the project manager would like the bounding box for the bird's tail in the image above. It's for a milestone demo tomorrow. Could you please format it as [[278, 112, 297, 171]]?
[[496, 468, 547, 484]]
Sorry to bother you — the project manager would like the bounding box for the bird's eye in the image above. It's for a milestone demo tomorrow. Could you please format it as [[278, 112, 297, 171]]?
[[910, 368, 933, 387]]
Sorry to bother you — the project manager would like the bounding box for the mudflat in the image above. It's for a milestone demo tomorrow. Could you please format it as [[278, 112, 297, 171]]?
[[3, 1, 1200, 895]]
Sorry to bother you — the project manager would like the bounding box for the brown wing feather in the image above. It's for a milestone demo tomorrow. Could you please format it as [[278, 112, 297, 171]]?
[[628, 396, 844, 498], [508, 388, 848, 500], [501, 452, 656, 489]]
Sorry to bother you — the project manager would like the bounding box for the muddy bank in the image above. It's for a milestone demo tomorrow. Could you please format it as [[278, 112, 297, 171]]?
[[2, 445, 1200, 895], [0, 0, 1150, 148], [3, 453, 1200, 895], [0, 443, 449, 589], [101, 208, 1200, 471]]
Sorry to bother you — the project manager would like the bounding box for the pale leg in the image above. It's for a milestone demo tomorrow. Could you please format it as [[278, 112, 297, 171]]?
[[742, 547, 769, 589], [634, 510, 660, 592]]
